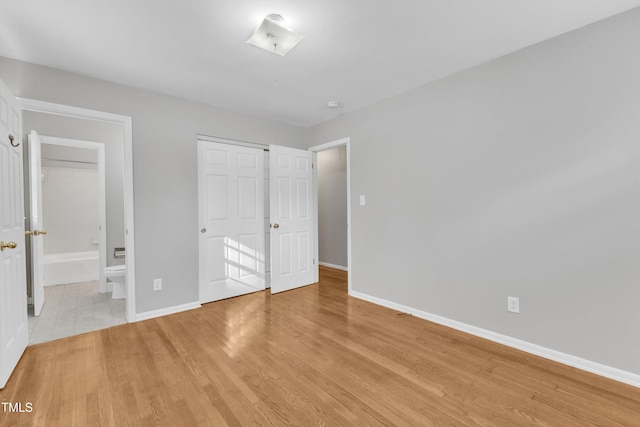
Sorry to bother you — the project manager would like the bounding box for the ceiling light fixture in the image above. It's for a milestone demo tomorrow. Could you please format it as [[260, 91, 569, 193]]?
[[327, 101, 341, 109], [246, 14, 306, 56]]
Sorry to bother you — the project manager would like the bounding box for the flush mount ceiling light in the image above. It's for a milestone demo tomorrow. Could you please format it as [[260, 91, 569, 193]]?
[[327, 101, 341, 109], [246, 14, 306, 56]]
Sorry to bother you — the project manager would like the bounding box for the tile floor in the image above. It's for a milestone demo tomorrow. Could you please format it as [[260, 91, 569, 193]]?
[[28, 280, 126, 345]]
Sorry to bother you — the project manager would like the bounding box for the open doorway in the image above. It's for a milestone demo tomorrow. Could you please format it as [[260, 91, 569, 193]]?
[[21, 106, 133, 343], [26, 134, 127, 343], [309, 138, 351, 292], [316, 146, 348, 270]]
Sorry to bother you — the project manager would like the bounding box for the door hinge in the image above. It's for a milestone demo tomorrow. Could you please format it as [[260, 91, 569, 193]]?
[[313, 258, 315, 265]]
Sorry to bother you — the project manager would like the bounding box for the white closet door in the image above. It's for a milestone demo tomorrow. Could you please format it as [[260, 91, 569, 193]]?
[[0, 77, 28, 389], [198, 141, 266, 303], [269, 145, 315, 294]]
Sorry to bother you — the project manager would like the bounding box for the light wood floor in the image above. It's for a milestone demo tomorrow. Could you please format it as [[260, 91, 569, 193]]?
[[1, 266, 639, 426]]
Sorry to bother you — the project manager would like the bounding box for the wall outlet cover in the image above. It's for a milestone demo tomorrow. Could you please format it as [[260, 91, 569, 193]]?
[[508, 296, 520, 313]]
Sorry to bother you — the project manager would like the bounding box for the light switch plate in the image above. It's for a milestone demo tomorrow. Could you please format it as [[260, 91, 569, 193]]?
[[359, 195, 366, 206]]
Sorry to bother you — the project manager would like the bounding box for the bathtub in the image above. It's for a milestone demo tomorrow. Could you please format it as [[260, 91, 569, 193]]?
[[43, 251, 99, 286]]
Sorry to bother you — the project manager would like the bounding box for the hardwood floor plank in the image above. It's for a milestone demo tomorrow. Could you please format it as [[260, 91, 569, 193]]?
[[1, 265, 639, 426]]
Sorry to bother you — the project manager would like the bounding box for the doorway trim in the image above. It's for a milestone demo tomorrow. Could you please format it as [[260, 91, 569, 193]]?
[[19, 98, 136, 322], [308, 137, 351, 293], [38, 135, 108, 293]]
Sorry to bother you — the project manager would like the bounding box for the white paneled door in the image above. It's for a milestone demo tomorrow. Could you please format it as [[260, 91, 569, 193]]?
[[198, 141, 266, 303], [269, 145, 315, 293], [27, 131, 45, 316], [0, 78, 28, 389]]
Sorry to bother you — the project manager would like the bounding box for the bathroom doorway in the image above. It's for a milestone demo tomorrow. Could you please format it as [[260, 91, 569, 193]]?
[[28, 133, 107, 314], [22, 110, 128, 344]]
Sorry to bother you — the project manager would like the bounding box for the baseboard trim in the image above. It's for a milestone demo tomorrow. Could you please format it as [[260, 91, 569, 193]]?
[[44, 275, 99, 287], [349, 290, 640, 389], [135, 301, 202, 322], [319, 262, 348, 271]]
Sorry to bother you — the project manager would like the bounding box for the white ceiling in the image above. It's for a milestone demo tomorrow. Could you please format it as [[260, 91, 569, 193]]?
[[1, 1, 640, 127]]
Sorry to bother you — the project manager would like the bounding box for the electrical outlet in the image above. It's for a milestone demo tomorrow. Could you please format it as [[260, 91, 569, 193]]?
[[153, 278, 162, 291], [507, 296, 520, 313]]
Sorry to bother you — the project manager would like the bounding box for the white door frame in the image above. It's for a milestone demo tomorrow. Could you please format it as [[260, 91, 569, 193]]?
[[308, 138, 352, 293], [19, 98, 136, 322], [27, 131, 45, 316], [38, 135, 108, 293]]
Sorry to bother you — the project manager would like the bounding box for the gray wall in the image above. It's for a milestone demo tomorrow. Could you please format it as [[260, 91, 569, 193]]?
[[24, 111, 125, 264], [0, 56, 309, 314], [317, 146, 348, 268], [310, 8, 640, 374]]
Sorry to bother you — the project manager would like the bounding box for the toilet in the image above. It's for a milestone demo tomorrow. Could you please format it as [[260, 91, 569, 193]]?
[[104, 264, 126, 299]]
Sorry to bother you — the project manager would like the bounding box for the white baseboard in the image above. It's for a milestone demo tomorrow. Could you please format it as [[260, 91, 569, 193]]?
[[135, 301, 201, 322], [349, 290, 640, 389], [44, 275, 99, 287], [319, 262, 348, 271]]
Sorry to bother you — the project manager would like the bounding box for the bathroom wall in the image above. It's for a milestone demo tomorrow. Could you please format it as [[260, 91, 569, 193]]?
[[23, 111, 125, 264], [41, 145, 99, 255], [317, 146, 348, 268]]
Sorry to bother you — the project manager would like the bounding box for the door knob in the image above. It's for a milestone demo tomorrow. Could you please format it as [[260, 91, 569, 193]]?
[[25, 230, 47, 236], [0, 241, 17, 251], [273, 223, 280, 229]]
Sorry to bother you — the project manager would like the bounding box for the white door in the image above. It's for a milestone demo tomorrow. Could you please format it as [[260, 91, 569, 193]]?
[[27, 131, 45, 316], [0, 78, 28, 389], [269, 145, 315, 293], [198, 141, 266, 303]]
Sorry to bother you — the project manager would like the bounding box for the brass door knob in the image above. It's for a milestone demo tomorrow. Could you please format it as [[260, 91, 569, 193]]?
[[40, 230, 47, 235], [0, 241, 17, 251], [273, 223, 280, 229]]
